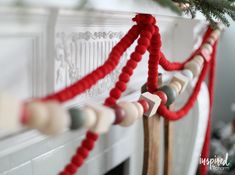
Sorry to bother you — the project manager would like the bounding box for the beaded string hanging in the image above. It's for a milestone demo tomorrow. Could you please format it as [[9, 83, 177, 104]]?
[[0, 14, 223, 175]]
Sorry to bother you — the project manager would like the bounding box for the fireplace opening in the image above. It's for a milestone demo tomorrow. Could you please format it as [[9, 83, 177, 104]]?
[[104, 158, 130, 175]]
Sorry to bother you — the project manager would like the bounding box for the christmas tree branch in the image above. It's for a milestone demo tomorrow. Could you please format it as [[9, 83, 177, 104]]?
[[153, 0, 235, 27]]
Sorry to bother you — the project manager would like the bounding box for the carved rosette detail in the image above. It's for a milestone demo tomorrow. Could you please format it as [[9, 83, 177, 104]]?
[[55, 31, 128, 98]]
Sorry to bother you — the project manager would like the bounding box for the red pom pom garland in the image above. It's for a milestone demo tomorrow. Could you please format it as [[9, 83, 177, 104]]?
[[0, 14, 223, 175]]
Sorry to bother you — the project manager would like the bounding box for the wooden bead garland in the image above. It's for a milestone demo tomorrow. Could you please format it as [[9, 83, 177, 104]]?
[[201, 43, 213, 55], [112, 105, 126, 125], [169, 81, 182, 95], [87, 103, 115, 133], [139, 92, 161, 117], [171, 73, 189, 94], [159, 85, 177, 106], [69, 108, 86, 130], [193, 55, 204, 66], [40, 101, 70, 135], [182, 69, 193, 80], [0, 93, 22, 131], [184, 61, 201, 77], [82, 107, 97, 129], [118, 102, 139, 126], [26, 101, 49, 130], [132, 102, 144, 119]]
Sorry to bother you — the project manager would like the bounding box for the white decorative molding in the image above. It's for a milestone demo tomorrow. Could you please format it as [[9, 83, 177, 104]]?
[[54, 30, 128, 98]]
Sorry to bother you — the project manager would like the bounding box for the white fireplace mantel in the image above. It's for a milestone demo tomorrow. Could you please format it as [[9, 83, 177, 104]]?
[[0, 3, 209, 175]]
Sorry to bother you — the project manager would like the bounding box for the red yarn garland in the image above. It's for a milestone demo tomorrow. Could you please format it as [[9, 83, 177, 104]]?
[[31, 14, 219, 175], [199, 41, 218, 175]]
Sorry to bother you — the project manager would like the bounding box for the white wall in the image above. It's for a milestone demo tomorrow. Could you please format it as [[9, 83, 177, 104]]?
[[213, 20, 235, 126]]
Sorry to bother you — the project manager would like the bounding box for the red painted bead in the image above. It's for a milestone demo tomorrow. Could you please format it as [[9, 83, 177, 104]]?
[[59, 172, 70, 175], [110, 88, 122, 99], [66, 163, 77, 174], [105, 97, 117, 106], [138, 37, 150, 46], [138, 99, 150, 113], [72, 155, 84, 167], [122, 66, 133, 75], [77, 147, 89, 158], [112, 105, 126, 124], [116, 81, 127, 91], [154, 91, 167, 105], [119, 73, 130, 82], [146, 25, 155, 34], [131, 52, 142, 61], [135, 45, 147, 55], [127, 60, 137, 69], [82, 139, 94, 150], [141, 31, 152, 39], [87, 131, 99, 140]]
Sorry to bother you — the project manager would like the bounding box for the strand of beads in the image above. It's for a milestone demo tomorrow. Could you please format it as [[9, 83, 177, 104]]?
[[0, 25, 222, 134], [59, 14, 156, 175]]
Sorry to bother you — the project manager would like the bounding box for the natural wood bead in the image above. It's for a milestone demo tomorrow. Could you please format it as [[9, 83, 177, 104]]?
[[26, 101, 49, 130], [207, 37, 215, 46], [87, 103, 115, 134], [193, 55, 204, 66], [83, 107, 97, 129], [184, 61, 201, 78], [211, 30, 220, 40], [40, 101, 70, 135], [171, 73, 189, 94], [68, 108, 85, 130], [0, 93, 22, 130], [182, 69, 193, 80], [133, 102, 144, 119], [118, 102, 138, 126], [201, 43, 213, 55], [159, 85, 177, 106], [139, 92, 161, 117], [169, 81, 182, 95]]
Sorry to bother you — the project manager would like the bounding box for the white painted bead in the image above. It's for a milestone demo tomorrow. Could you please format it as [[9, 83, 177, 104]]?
[[184, 61, 201, 77], [40, 101, 70, 135], [26, 101, 49, 129], [132, 102, 144, 119], [118, 102, 138, 126], [193, 55, 204, 66], [182, 69, 193, 80], [201, 43, 213, 55], [83, 107, 97, 129], [171, 73, 189, 93], [87, 103, 115, 134], [0, 93, 22, 131], [139, 92, 161, 118], [169, 81, 182, 95]]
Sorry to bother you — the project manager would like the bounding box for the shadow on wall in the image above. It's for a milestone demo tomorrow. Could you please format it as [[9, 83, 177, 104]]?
[[213, 20, 235, 126]]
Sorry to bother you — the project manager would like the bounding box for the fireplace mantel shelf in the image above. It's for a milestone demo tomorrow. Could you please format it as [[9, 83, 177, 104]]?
[[0, 0, 205, 21]]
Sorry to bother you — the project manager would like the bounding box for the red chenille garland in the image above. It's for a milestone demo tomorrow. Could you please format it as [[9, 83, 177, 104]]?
[[35, 14, 219, 175]]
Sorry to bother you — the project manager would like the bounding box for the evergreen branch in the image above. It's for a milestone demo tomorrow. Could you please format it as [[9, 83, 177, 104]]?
[[153, 0, 235, 27]]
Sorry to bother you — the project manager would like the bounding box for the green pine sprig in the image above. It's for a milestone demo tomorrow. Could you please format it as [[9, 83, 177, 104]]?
[[153, 0, 235, 27]]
